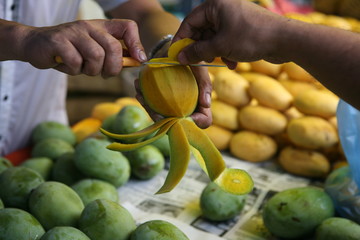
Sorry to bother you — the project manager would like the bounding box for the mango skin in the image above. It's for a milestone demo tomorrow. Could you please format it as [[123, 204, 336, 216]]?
[[130, 220, 189, 240], [51, 153, 85, 186], [0, 157, 13, 174], [74, 138, 130, 187], [315, 217, 360, 240], [28, 181, 84, 230], [78, 199, 136, 240], [71, 178, 119, 206], [0, 208, 45, 240], [40, 226, 90, 240], [31, 138, 75, 160], [0, 199, 3, 209], [126, 145, 165, 180], [31, 121, 76, 145], [0, 166, 44, 210], [113, 105, 152, 136], [262, 186, 334, 239], [200, 182, 247, 221], [21, 157, 53, 180]]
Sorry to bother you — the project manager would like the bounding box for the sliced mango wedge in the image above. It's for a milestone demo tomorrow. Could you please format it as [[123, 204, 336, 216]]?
[[214, 168, 254, 195]]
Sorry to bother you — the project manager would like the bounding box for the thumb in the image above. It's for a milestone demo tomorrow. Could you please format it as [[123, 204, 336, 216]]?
[[177, 40, 217, 64]]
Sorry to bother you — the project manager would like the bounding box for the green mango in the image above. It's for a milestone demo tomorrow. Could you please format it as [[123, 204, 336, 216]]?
[[71, 178, 119, 206], [0, 166, 44, 210], [101, 114, 116, 132], [126, 145, 165, 180], [21, 157, 53, 180], [31, 121, 76, 145], [130, 220, 189, 240], [151, 135, 170, 157], [112, 105, 152, 143], [0, 157, 13, 174], [40, 226, 90, 240], [74, 138, 130, 187], [52, 153, 85, 186], [200, 181, 247, 221], [0, 199, 3, 209], [28, 181, 84, 230], [0, 208, 45, 240], [262, 186, 334, 239], [315, 217, 360, 240], [78, 199, 136, 240], [31, 138, 74, 160]]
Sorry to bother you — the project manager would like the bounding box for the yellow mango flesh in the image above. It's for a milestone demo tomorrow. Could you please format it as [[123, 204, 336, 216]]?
[[140, 65, 198, 117]]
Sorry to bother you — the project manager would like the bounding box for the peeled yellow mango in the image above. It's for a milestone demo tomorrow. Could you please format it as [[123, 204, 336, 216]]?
[[100, 38, 253, 195]]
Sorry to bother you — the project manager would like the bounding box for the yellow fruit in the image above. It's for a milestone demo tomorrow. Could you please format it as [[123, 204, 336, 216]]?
[[91, 102, 121, 121], [100, 38, 253, 195], [71, 118, 102, 143], [140, 65, 198, 117]]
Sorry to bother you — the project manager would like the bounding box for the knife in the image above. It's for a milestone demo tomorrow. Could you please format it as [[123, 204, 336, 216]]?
[[55, 56, 226, 68]]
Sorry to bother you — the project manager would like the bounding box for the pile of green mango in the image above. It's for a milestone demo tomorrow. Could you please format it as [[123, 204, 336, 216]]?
[[0, 105, 190, 240]]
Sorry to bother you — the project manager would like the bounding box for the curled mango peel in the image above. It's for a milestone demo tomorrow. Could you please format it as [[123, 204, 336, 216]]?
[[100, 38, 254, 195]]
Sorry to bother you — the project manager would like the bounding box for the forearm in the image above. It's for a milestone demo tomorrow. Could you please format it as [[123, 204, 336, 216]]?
[[275, 19, 360, 109], [0, 19, 29, 61], [107, 0, 180, 55]]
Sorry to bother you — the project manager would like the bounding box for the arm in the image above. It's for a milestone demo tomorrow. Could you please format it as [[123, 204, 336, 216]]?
[[174, 0, 360, 110], [0, 18, 146, 77]]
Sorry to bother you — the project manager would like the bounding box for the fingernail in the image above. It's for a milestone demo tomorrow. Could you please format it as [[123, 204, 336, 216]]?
[[139, 50, 147, 62], [206, 93, 211, 106]]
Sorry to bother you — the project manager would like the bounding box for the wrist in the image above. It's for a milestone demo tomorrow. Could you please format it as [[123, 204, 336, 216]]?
[[0, 20, 30, 61]]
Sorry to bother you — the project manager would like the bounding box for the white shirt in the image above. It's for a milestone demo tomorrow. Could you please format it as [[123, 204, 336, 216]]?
[[0, 0, 126, 156]]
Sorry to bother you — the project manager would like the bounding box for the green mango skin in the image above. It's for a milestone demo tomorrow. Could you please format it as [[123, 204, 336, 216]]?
[[130, 220, 190, 240], [0, 208, 45, 240], [31, 121, 76, 146], [29, 181, 84, 230], [315, 217, 360, 240], [0, 199, 3, 209], [262, 186, 335, 239], [40, 226, 90, 240], [78, 199, 136, 240], [0, 157, 13, 174], [74, 138, 130, 187], [0, 166, 44, 210], [52, 153, 85, 186], [151, 135, 170, 157], [200, 182, 247, 221], [71, 178, 119, 206], [31, 138, 75, 160], [21, 157, 53, 180], [127, 145, 165, 180], [101, 114, 116, 132], [113, 105, 152, 134]]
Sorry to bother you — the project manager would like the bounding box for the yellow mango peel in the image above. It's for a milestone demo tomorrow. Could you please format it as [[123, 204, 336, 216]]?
[[100, 38, 254, 195]]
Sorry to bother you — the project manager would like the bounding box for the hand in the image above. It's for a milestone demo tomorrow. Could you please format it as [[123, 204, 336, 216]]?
[[20, 19, 146, 77], [173, 0, 287, 67], [134, 66, 212, 129]]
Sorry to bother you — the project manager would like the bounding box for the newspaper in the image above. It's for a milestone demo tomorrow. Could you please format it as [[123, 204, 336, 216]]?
[[118, 152, 322, 240]]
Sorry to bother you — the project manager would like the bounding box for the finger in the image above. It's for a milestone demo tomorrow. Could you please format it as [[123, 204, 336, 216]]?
[[71, 35, 105, 76], [90, 29, 123, 77], [221, 57, 238, 70], [178, 39, 218, 64], [173, 3, 209, 42], [190, 106, 212, 129], [53, 41, 83, 75], [190, 66, 212, 109], [106, 19, 147, 63]]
